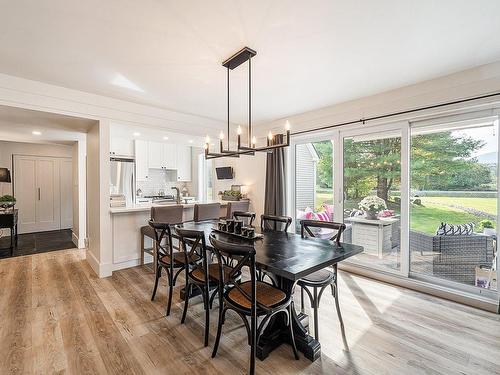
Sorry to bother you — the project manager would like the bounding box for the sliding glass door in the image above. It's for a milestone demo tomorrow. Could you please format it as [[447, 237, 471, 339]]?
[[294, 139, 334, 233], [410, 115, 498, 293], [342, 130, 403, 273], [291, 110, 499, 305]]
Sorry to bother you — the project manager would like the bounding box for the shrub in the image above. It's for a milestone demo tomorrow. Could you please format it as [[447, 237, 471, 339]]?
[[0, 195, 16, 202]]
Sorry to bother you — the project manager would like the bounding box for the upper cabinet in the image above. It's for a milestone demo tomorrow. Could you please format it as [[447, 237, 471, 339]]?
[[135, 140, 191, 181], [176, 145, 192, 181], [135, 140, 149, 181], [110, 137, 134, 156]]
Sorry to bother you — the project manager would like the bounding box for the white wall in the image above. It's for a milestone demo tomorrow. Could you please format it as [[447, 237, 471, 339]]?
[[86, 120, 111, 277], [213, 152, 267, 220]]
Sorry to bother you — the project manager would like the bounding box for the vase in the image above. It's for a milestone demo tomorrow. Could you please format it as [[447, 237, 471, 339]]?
[[364, 210, 378, 220]]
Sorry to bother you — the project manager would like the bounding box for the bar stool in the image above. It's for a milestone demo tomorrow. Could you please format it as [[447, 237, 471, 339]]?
[[297, 219, 348, 349], [140, 205, 184, 268], [193, 203, 221, 222]]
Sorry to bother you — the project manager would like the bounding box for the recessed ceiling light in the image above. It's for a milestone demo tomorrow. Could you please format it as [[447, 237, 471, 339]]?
[[133, 132, 141, 137], [163, 136, 169, 140], [188, 140, 193, 143], [32, 131, 41, 135]]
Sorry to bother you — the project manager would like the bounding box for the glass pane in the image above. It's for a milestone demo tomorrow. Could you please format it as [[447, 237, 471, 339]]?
[[343, 133, 402, 272], [410, 120, 498, 292], [295, 141, 334, 233]]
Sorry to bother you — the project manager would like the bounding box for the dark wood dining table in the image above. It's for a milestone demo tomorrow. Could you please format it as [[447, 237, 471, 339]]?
[[172, 220, 364, 362]]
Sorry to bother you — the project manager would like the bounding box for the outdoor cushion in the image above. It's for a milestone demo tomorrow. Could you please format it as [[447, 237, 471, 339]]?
[[436, 222, 474, 236]]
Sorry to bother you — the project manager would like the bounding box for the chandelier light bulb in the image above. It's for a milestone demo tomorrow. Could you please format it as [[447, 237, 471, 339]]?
[[205, 135, 210, 144], [268, 131, 273, 140], [285, 120, 291, 131], [252, 136, 257, 144], [219, 131, 224, 140], [237, 125, 242, 135]]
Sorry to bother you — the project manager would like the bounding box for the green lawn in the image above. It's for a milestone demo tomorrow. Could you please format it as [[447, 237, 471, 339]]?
[[311, 190, 496, 235], [421, 196, 497, 216]]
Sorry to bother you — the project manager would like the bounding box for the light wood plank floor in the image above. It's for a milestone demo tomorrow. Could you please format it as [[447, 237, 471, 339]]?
[[0, 249, 499, 375]]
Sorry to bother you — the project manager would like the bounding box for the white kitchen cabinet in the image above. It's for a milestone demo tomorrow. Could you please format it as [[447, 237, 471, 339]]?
[[110, 137, 133, 156], [176, 145, 192, 181], [135, 140, 149, 181], [148, 141, 164, 169], [163, 143, 177, 169]]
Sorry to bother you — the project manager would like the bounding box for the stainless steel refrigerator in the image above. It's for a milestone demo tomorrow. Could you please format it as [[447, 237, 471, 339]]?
[[110, 156, 135, 206]]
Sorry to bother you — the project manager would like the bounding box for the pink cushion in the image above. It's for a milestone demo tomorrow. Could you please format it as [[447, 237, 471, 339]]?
[[316, 211, 330, 221], [305, 211, 317, 220]]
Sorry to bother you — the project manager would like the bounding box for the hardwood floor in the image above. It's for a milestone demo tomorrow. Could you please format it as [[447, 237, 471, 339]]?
[[0, 249, 499, 374]]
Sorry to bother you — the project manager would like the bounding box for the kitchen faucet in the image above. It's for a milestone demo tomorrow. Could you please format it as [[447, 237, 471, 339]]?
[[171, 186, 181, 204]]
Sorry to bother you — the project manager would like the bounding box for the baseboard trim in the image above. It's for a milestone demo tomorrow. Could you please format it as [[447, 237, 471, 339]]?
[[72, 232, 79, 248], [85, 249, 112, 278]]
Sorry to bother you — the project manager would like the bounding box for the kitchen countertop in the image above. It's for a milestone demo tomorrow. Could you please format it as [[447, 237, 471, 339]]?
[[109, 200, 232, 214]]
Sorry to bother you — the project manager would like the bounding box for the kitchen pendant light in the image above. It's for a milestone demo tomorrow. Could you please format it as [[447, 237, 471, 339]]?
[[205, 47, 290, 159]]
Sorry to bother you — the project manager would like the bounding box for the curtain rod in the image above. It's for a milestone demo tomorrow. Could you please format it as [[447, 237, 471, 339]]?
[[291, 91, 500, 136]]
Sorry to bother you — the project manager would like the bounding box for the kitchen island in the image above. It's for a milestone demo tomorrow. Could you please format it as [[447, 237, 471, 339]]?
[[109, 201, 229, 272]]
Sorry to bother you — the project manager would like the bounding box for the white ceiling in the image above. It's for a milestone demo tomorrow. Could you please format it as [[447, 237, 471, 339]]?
[[0, 105, 97, 144], [1, 1, 500, 125]]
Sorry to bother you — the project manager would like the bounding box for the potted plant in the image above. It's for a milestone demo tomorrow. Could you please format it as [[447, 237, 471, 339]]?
[[358, 196, 386, 220], [0, 194, 16, 210], [479, 219, 496, 236]]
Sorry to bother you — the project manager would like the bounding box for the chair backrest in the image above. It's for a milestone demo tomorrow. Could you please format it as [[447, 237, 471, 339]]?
[[175, 226, 208, 280], [260, 214, 292, 232], [151, 205, 184, 224], [225, 200, 250, 219], [194, 203, 221, 222], [300, 219, 346, 245], [233, 211, 256, 226], [210, 234, 271, 311], [149, 220, 174, 260]]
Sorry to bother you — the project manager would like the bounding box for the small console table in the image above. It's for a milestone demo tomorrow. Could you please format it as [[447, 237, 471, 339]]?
[[0, 209, 18, 255]]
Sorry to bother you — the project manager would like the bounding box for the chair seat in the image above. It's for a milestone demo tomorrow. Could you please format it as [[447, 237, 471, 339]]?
[[141, 225, 155, 239], [160, 252, 201, 266], [227, 281, 286, 310], [190, 263, 238, 283], [298, 269, 334, 286]]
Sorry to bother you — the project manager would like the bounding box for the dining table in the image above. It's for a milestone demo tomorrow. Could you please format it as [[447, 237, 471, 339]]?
[[171, 220, 364, 362]]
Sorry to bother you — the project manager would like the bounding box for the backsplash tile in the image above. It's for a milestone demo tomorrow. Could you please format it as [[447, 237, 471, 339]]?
[[136, 169, 193, 197]]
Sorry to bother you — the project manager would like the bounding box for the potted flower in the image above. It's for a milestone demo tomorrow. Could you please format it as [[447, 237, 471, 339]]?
[[358, 196, 386, 220], [0, 194, 16, 210], [479, 220, 496, 236]]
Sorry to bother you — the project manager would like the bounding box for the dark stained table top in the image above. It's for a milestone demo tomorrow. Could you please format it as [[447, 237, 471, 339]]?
[[175, 220, 364, 281]]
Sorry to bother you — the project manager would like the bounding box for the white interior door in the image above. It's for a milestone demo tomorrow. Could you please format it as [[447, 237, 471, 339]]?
[[60, 158, 73, 229], [35, 158, 61, 232], [14, 156, 37, 232]]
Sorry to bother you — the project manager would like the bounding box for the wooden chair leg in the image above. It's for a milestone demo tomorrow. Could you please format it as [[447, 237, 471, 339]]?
[[140, 234, 144, 266], [250, 308, 257, 375], [333, 281, 349, 351], [203, 286, 210, 347], [181, 283, 191, 324], [211, 293, 225, 358], [151, 265, 161, 301], [313, 287, 319, 341], [166, 271, 174, 316]]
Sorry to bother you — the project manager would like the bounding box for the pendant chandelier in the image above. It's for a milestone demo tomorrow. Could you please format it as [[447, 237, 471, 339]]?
[[205, 47, 290, 159]]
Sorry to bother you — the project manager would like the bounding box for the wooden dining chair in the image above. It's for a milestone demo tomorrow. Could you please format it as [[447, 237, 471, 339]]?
[[175, 226, 211, 346], [297, 219, 348, 349], [209, 234, 299, 375], [233, 211, 256, 226], [193, 203, 221, 222], [225, 200, 250, 219], [140, 205, 183, 267], [260, 214, 292, 232], [149, 220, 201, 316]]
